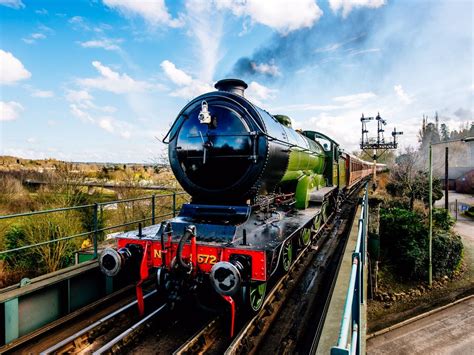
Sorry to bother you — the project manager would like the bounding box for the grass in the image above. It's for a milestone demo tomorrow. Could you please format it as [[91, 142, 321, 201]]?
[[367, 247, 474, 333], [367, 196, 473, 332], [0, 162, 185, 288]]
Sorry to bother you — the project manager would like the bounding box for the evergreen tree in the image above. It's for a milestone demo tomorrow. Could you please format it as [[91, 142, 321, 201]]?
[[419, 119, 440, 154], [440, 123, 450, 141]]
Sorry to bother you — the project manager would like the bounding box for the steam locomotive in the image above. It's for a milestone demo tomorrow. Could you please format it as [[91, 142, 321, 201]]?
[[99, 79, 374, 335]]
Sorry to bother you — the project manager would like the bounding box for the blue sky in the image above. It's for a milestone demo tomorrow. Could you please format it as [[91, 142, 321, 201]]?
[[0, 0, 472, 162]]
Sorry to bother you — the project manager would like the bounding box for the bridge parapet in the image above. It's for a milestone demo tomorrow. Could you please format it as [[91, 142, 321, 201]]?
[[0, 192, 188, 346], [331, 183, 368, 355]]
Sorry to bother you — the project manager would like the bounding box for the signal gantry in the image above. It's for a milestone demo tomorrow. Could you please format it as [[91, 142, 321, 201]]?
[[360, 113, 403, 185]]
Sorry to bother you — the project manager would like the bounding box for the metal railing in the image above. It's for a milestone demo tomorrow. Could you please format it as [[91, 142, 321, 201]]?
[[331, 183, 368, 355], [0, 191, 188, 259]]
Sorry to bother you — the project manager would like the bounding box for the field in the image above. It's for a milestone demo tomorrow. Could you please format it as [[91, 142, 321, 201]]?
[[0, 156, 186, 287]]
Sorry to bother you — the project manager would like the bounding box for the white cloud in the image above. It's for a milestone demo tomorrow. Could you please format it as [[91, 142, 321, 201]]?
[[307, 112, 360, 150], [102, 0, 184, 27], [66, 89, 117, 115], [69, 16, 88, 30], [333, 92, 376, 102], [66, 89, 95, 109], [98, 117, 132, 138], [273, 91, 378, 114], [251, 61, 280, 76], [77, 61, 154, 94], [37, 24, 54, 34], [316, 43, 344, 53], [272, 103, 341, 112], [102, 105, 117, 113], [274, 92, 375, 115], [0, 101, 24, 121], [22, 29, 50, 44], [70, 104, 94, 122], [0, 0, 24, 9], [185, 0, 223, 83], [0, 49, 31, 84], [79, 38, 123, 51], [26, 137, 36, 143], [246, 81, 277, 104], [348, 48, 380, 56], [329, 0, 385, 18], [171, 82, 213, 99], [31, 90, 54, 98], [315, 35, 363, 53], [99, 117, 114, 132], [160, 60, 192, 86], [394, 84, 413, 104], [160, 60, 212, 98], [35, 8, 48, 15], [216, 0, 323, 34], [66, 88, 129, 137], [32, 33, 46, 39], [333, 92, 376, 107]]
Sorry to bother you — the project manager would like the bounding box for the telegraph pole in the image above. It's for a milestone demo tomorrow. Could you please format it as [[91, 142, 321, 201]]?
[[429, 143, 433, 287], [445, 147, 449, 210]]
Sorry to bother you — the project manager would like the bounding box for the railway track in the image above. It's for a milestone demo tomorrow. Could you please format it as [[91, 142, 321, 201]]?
[[5, 187, 362, 355], [171, 191, 358, 355], [87, 228, 331, 355], [117, 191, 360, 355], [2, 285, 162, 354], [38, 290, 163, 354]]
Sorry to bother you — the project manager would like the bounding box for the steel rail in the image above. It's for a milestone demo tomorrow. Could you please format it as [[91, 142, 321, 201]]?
[[39, 289, 158, 354], [226, 183, 362, 354], [174, 216, 330, 355], [93, 303, 167, 354], [224, 210, 340, 355]]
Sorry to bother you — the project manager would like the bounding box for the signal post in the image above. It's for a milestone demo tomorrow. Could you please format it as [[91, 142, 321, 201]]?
[[360, 113, 403, 188]]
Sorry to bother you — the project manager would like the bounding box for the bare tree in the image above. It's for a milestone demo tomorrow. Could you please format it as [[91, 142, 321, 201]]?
[[386, 147, 443, 210]]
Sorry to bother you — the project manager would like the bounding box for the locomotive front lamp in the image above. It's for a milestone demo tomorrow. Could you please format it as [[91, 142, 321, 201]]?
[[198, 100, 212, 124]]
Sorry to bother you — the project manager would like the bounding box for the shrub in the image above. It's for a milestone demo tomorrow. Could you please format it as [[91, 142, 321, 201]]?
[[1, 225, 39, 271], [433, 208, 455, 231], [380, 208, 428, 279], [1, 212, 84, 275], [379, 207, 463, 280], [432, 233, 463, 277], [21, 212, 84, 272], [383, 197, 411, 210], [465, 206, 474, 218]]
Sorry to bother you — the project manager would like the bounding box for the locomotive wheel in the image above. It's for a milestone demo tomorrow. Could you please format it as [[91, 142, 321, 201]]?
[[281, 240, 293, 272], [242, 281, 267, 313], [312, 213, 322, 233], [300, 227, 311, 247], [321, 202, 328, 224]]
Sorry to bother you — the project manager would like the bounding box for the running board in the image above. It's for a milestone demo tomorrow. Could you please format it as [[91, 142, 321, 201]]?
[[309, 186, 337, 204]]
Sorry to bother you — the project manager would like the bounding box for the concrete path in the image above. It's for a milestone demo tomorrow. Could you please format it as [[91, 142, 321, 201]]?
[[435, 191, 474, 273], [367, 296, 474, 354]]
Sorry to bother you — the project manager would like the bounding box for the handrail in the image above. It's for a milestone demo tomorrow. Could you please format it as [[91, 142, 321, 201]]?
[[0, 192, 189, 259], [331, 182, 368, 355], [0, 192, 187, 221]]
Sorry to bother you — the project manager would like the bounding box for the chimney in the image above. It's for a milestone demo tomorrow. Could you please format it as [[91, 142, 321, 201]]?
[[214, 79, 248, 97]]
